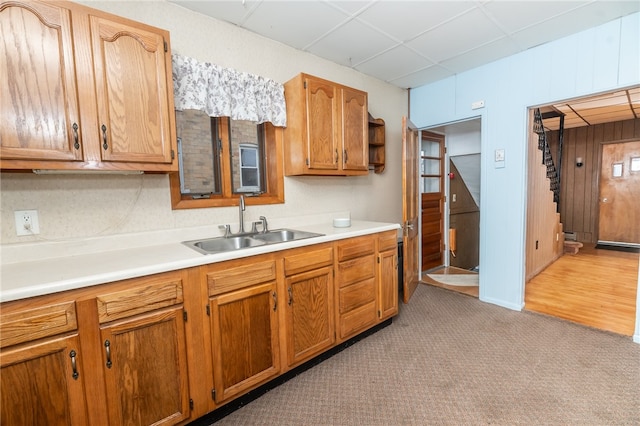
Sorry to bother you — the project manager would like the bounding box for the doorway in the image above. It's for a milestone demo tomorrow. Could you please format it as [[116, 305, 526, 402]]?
[[421, 119, 481, 297], [525, 88, 640, 336]]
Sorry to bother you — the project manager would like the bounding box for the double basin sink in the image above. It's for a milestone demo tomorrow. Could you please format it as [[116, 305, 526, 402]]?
[[183, 229, 324, 255]]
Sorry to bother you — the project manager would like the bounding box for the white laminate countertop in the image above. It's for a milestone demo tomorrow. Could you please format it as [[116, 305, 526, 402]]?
[[0, 219, 401, 303]]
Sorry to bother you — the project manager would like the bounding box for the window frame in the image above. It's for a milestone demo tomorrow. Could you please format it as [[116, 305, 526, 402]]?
[[169, 117, 284, 209]]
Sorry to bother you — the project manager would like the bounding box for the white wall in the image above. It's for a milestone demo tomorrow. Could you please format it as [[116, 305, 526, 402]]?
[[0, 1, 407, 244], [410, 10, 640, 331]]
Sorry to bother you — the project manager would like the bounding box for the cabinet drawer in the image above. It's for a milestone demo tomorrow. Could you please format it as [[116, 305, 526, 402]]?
[[96, 273, 183, 324], [284, 245, 333, 276], [336, 235, 375, 262], [207, 259, 277, 296], [339, 277, 376, 314], [379, 230, 398, 252], [337, 255, 375, 288], [0, 301, 77, 348], [339, 300, 377, 339]]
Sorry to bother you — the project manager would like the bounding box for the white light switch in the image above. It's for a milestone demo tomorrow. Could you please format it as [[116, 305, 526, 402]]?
[[495, 149, 505, 162]]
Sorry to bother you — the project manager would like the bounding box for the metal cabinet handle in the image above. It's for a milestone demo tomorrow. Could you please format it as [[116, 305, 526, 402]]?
[[272, 291, 277, 311], [104, 339, 112, 368], [101, 124, 108, 150], [287, 287, 293, 305], [343, 149, 348, 163], [72, 123, 80, 150], [334, 149, 338, 163], [70, 350, 79, 380]]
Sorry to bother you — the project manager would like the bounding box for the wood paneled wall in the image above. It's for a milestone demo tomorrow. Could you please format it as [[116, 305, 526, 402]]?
[[547, 118, 640, 243]]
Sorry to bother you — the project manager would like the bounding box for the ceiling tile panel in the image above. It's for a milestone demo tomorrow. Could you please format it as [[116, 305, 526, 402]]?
[[511, 2, 640, 49], [356, 1, 476, 42], [406, 8, 506, 62], [355, 45, 434, 82], [440, 36, 520, 73], [481, 1, 590, 34], [388, 65, 455, 90], [242, 2, 350, 50], [306, 19, 397, 67]]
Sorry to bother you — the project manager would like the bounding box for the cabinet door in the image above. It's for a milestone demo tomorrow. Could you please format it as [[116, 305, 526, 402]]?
[[89, 14, 173, 165], [0, 1, 84, 162], [378, 249, 398, 320], [209, 282, 280, 403], [284, 266, 335, 366], [100, 307, 190, 426], [305, 76, 339, 171], [341, 88, 368, 171], [1, 334, 88, 425]]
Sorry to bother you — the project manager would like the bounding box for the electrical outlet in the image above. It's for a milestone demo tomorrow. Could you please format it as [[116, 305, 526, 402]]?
[[14, 210, 40, 236]]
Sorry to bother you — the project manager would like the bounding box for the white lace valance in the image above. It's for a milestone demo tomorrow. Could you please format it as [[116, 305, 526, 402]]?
[[172, 54, 287, 127]]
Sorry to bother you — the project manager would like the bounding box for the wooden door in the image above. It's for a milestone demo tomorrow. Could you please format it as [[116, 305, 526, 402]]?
[[284, 266, 335, 366], [402, 117, 420, 303], [598, 141, 640, 244], [305, 76, 339, 170], [89, 14, 173, 164], [1, 334, 88, 425], [100, 307, 190, 426], [421, 131, 446, 271], [0, 1, 84, 162], [209, 282, 280, 403], [341, 87, 368, 171]]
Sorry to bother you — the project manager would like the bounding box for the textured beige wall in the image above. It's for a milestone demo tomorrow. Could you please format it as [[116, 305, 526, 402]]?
[[0, 1, 407, 244]]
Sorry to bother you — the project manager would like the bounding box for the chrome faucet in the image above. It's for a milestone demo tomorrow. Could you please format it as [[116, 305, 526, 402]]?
[[238, 195, 246, 234]]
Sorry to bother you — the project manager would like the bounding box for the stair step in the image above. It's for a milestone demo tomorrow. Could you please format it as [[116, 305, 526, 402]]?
[[564, 241, 583, 255]]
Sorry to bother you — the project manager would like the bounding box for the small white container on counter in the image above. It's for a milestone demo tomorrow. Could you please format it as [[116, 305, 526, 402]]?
[[333, 217, 351, 228]]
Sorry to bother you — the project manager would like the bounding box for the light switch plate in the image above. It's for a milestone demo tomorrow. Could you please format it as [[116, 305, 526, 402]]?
[[495, 149, 505, 162]]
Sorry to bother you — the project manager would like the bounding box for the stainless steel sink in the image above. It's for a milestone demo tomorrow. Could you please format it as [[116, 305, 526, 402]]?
[[182, 229, 324, 254], [252, 229, 323, 243], [183, 236, 266, 255]]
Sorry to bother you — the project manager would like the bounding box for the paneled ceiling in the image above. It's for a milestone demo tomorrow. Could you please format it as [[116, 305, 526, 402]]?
[[541, 87, 640, 130], [169, 0, 640, 129]]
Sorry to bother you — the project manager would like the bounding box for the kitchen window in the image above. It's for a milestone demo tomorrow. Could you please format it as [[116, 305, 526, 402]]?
[[170, 110, 284, 209]]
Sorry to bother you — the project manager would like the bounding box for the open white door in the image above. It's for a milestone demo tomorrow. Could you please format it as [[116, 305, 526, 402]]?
[[402, 117, 420, 303]]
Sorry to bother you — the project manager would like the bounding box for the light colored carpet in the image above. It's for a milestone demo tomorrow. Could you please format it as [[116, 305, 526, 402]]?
[[426, 273, 479, 286], [209, 284, 640, 425]]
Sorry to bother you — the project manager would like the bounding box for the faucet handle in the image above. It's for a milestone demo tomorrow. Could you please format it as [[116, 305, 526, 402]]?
[[259, 216, 269, 233], [219, 224, 232, 237]]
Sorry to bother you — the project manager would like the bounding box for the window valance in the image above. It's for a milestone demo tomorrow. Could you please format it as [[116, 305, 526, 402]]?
[[171, 54, 287, 127]]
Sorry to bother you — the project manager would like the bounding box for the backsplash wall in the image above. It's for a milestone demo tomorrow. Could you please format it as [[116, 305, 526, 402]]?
[[0, 1, 406, 245]]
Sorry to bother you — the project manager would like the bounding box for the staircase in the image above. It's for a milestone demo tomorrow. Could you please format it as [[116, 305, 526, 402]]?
[[526, 109, 567, 281]]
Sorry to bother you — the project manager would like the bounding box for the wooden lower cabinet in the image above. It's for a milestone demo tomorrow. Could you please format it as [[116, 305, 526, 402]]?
[[205, 256, 280, 404], [378, 231, 399, 320], [94, 270, 191, 426], [99, 307, 190, 425], [1, 334, 89, 425], [282, 244, 335, 367], [0, 231, 398, 425], [335, 235, 377, 341]]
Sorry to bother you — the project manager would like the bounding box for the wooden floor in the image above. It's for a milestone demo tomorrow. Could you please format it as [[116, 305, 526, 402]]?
[[421, 246, 638, 336], [525, 244, 639, 336]]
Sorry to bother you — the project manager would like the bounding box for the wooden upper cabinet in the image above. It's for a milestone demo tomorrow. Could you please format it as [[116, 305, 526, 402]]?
[[0, 0, 177, 172], [283, 73, 369, 176], [0, 1, 84, 162], [341, 87, 368, 171], [90, 14, 173, 165]]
